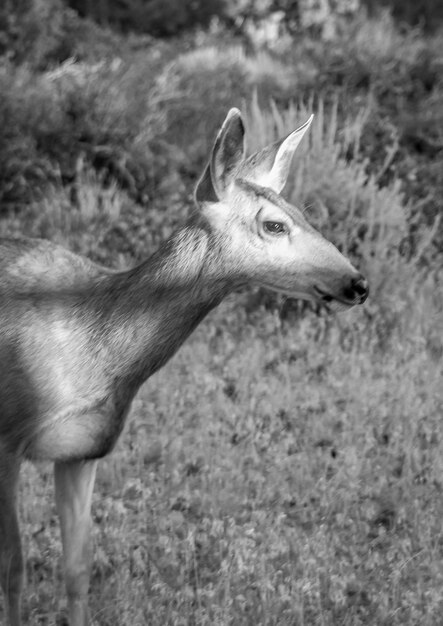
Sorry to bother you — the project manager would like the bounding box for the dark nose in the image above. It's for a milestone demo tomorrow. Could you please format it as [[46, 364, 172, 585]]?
[[347, 274, 369, 304]]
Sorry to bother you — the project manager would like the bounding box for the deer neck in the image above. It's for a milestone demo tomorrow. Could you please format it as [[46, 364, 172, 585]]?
[[96, 224, 237, 385]]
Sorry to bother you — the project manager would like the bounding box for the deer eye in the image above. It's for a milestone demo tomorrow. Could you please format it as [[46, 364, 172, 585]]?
[[263, 221, 288, 235]]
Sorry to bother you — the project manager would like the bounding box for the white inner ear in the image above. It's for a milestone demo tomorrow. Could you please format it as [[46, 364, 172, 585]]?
[[262, 114, 313, 194], [210, 108, 246, 197]]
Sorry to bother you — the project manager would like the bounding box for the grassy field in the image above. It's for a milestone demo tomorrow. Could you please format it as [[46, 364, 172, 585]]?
[[14, 293, 443, 625], [1, 5, 443, 625]]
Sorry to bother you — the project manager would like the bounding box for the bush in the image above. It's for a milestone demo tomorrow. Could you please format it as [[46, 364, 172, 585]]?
[[157, 45, 305, 170], [0, 166, 184, 267], [278, 12, 443, 252], [0, 0, 66, 68], [0, 64, 59, 207], [68, 0, 226, 37], [0, 0, 135, 69], [362, 0, 443, 31], [0, 52, 180, 210], [0, 170, 125, 261]]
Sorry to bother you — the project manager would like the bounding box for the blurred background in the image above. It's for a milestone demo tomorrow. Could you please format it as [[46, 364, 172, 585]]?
[[2, 1, 443, 624]]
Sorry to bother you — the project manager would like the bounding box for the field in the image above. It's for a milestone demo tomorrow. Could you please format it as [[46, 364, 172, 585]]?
[[1, 3, 443, 625], [15, 299, 443, 625]]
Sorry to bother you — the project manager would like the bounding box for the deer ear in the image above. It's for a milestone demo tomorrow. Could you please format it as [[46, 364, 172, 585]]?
[[242, 115, 313, 194], [195, 108, 246, 204], [194, 162, 219, 204]]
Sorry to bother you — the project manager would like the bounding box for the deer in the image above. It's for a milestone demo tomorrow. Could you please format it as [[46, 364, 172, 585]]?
[[0, 108, 368, 625]]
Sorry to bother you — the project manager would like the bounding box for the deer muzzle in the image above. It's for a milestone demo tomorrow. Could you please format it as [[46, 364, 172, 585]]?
[[314, 272, 369, 307]]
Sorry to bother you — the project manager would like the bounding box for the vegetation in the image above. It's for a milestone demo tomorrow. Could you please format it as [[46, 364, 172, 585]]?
[[1, 1, 443, 624]]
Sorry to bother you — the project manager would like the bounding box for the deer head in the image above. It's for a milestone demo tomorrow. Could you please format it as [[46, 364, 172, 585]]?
[[194, 108, 368, 309]]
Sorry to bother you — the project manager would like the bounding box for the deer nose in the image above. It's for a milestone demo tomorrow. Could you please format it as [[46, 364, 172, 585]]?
[[345, 274, 369, 304]]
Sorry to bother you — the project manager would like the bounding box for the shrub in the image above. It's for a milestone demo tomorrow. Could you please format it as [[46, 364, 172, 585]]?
[[68, 0, 226, 38], [0, 0, 66, 68], [0, 52, 180, 210], [0, 162, 190, 268], [362, 0, 443, 31], [158, 45, 305, 170], [0, 0, 128, 69], [40, 56, 170, 194], [0, 63, 59, 207], [0, 170, 126, 262]]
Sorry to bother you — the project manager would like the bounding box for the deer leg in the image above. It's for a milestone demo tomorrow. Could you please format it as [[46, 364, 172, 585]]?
[[0, 450, 22, 626], [54, 459, 97, 626]]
